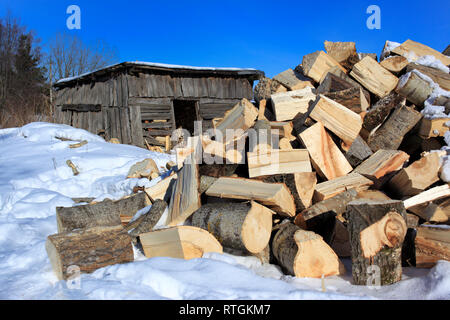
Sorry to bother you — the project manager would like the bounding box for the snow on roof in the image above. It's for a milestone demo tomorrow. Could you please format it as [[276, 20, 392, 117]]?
[[55, 61, 264, 85]]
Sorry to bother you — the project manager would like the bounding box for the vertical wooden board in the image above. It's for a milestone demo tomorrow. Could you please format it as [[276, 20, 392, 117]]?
[[235, 78, 244, 99], [53, 106, 62, 124], [107, 108, 115, 139], [166, 75, 176, 97], [199, 77, 209, 97], [173, 77, 183, 98], [129, 105, 145, 147], [119, 108, 132, 145], [121, 74, 128, 107], [114, 107, 122, 142], [79, 112, 88, 131], [169, 100, 176, 131], [102, 107, 110, 139]]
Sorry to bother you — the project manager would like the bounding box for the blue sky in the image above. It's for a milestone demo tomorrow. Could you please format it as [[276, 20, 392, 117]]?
[[1, 0, 449, 77]]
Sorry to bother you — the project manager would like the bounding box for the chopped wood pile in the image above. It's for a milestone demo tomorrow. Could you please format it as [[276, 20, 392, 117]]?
[[47, 39, 450, 287]]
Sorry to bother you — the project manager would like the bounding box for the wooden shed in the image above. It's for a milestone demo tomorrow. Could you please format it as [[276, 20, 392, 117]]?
[[53, 61, 264, 147]]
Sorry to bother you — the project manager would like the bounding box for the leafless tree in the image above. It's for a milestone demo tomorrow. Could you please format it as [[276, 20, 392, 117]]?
[[47, 33, 118, 82]]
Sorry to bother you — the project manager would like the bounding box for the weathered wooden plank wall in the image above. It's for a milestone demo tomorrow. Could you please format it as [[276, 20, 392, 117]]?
[[53, 70, 255, 147]]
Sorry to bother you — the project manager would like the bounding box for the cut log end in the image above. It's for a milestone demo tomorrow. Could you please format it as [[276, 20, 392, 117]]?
[[359, 212, 407, 259], [293, 229, 346, 278], [241, 202, 274, 254]]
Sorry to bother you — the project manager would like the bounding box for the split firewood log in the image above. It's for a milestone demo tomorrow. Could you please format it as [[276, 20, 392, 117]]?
[[139, 226, 223, 259], [415, 226, 450, 268], [272, 222, 345, 278], [191, 201, 275, 254]]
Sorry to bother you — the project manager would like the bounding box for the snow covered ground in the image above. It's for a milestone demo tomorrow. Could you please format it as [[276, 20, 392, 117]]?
[[0, 122, 449, 300]]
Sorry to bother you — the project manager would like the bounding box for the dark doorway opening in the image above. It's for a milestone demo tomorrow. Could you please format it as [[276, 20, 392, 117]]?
[[173, 100, 199, 135]]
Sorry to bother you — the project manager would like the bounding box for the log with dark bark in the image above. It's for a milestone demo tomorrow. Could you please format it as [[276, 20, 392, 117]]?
[[362, 93, 405, 134], [345, 199, 407, 286], [272, 222, 345, 278], [368, 105, 422, 152], [344, 136, 373, 167], [191, 201, 274, 254], [46, 226, 134, 280], [56, 192, 149, 233], [124, 199, 167, 242]]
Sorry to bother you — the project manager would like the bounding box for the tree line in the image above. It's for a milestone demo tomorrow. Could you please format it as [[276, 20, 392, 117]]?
[[0, 12, 117, 128]]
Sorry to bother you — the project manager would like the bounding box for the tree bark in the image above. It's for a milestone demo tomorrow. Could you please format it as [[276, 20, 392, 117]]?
[[191, 201, 274, 254], [56, 192, 148, 233], [345, 199, 407, 285], [46, 226, 134, 280]]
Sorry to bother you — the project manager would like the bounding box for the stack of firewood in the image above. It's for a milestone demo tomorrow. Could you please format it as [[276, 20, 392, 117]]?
[[46, 39, 450, 287]]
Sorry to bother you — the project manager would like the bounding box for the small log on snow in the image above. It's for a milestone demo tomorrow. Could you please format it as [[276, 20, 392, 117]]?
[[256, 172, 317, 212], [124, 199, 167, 241], [350, 56, 399, 98], [302, 51, 346, 83], [139, 226, 223, 259], [309, 95, 362, 146], [344, 136, 373, 167], [272, 68, 314, 91], [314, 173, 374, 202], [415, 226, 450, 268], [69, 140, 88, 149], [391, 39, 450, 66], [127, 158, 160, 179], [270, 87, 316, 122], [272, 222, 345, 278], [299, 121, 352, 180], [403, 184, 450, 209], [419, 118, 450, 138], [362, 93, 405, 134], [205, 177, 296, 217], [379, 56, 409, 74], [66, 160, 79, 176], [396, 71, 433, 107], [388, 152, 441, 197], [368, 105, 422, 152], [167, 152, 201, 226], [191, 201, 275, 254], [345, 199, 407, 285], [56, 192, 149, 233], [46, 226, 134, 280], [247, 149, 311, 178], [353, 150, 410, 189]]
